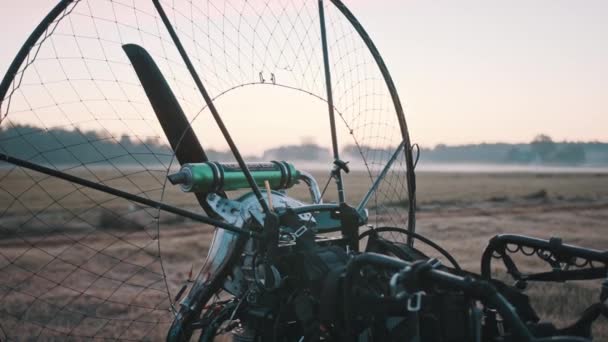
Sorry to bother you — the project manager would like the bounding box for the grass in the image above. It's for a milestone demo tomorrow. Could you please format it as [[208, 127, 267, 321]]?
[[0, 169, 607, 339]]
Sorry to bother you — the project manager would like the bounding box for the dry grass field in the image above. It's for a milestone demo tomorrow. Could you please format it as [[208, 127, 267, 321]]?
[[0, 169, 607, 340]]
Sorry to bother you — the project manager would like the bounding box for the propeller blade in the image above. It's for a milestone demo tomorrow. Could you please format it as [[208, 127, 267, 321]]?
[[123, 44, 221, 216], [123, 43, 207, 164]]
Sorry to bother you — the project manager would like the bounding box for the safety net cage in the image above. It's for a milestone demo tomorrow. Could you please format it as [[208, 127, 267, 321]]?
[[0, 0, 415, 340]]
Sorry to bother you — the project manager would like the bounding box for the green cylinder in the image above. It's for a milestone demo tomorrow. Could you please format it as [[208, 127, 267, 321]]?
[[168, 161, 301, 193]]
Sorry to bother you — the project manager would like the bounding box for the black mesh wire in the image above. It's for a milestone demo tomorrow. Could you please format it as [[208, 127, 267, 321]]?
[[0, 0, 413, 339]]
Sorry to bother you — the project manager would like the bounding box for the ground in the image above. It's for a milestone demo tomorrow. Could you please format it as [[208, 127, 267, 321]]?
[[0, 170, 606, 340]]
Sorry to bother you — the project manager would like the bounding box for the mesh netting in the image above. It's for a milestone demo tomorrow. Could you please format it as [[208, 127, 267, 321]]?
[[0, 0, 414, 339]]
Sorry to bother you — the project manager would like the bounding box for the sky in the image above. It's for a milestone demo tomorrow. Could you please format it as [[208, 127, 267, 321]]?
[[1, 0, 607, 150]]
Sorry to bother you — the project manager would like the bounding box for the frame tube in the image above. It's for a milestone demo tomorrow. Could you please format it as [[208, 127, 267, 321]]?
[[357, 141, 406, 213], [0, 153, 257, 238], [329, 0, 417, 245], [318, 0, 346, 204], [152, 0, 270, 215], [0, 0, 74, 102]]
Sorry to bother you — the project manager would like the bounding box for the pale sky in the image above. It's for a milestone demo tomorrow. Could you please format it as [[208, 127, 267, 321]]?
[[1, 0, 607, 150]]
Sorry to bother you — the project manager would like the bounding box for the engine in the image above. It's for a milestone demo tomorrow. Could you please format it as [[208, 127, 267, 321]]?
[[166, 162, 608, 342]]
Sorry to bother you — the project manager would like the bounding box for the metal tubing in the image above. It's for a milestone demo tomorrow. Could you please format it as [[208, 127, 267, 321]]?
[[152, 0, 270, 215], [0, 0, 74, 101], [0, 153, 258, 238], [344, 253, 535, 342], [298, 171, 323, 204], [318, 0, 345, 204], [357, 141, 406, 213], [359, 227, 462, 270], [481, 234, 608, 280], [329, 0, 417, 245], [423, 269, 534, 341]]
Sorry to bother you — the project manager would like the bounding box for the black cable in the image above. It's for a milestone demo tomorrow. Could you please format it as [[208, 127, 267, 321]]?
[[359, 226, 461, 271]]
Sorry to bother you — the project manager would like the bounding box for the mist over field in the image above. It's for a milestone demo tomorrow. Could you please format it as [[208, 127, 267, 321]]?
[[3, 124, 608, 171]]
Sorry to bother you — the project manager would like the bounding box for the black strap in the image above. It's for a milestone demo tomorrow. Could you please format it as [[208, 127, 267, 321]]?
[[492, 280, 540, 323], [501, 249, 523, 280]]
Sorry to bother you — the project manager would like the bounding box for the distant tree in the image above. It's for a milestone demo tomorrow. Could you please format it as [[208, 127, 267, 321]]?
[[263, 143, 331, 161], [120, 134, 131, 145], [505, 147, 533, 163], [553, 144, 586, 165], [530, 134, 556, 161], [341, 144, 360, 157]]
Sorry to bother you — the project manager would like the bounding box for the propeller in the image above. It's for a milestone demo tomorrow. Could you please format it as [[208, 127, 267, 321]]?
[[123, 44, 221, 217]]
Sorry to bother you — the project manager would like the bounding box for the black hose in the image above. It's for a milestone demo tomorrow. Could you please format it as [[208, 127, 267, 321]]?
[[359, 226, 461, 270], [343, 253, 536, 341]]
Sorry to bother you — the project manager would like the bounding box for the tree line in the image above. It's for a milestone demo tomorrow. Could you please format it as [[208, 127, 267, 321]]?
[[1, 125, 605, 166]]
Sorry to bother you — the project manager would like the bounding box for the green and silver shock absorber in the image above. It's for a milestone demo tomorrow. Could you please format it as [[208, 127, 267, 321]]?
[[168, 161, 297, 193], [168, 161, 322, 203]]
